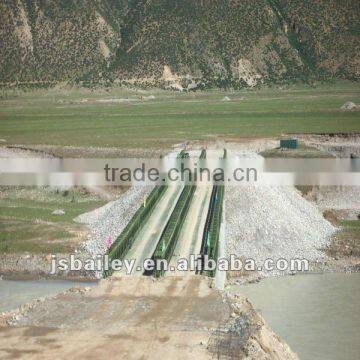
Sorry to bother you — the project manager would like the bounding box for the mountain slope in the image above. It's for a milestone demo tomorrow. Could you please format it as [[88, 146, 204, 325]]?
[[0, 0, 359, 87]]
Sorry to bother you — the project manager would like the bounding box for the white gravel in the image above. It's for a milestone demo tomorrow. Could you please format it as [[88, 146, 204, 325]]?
[[75, 186, 153, 256], [225, 152, 336, 275], [226, 185, 336, 274], [341, 101, 358, 110]]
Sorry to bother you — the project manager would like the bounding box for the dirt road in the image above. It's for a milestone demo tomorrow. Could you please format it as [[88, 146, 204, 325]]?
[[0, 277, 227, 359], [0, 276, 298, 359]]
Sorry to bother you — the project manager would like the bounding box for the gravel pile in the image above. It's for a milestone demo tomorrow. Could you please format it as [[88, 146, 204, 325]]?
[[75, 186, 153, 256], [226, 185, 336, 274], [341, 101, 358, 110], [225, 151, 336, 275]]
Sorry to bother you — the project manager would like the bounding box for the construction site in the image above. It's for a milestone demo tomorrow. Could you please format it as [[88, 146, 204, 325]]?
[[0, 145, 299, 359], [1, 133, 359, 359], [0, 1, 359, 354]]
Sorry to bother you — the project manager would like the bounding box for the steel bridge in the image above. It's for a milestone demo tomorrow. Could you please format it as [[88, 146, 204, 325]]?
[[104, 148, 225, 278]]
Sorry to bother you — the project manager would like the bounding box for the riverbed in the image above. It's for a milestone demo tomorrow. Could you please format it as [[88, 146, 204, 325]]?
[[0, 280, 96, 312], [231, 273, 360, 360]]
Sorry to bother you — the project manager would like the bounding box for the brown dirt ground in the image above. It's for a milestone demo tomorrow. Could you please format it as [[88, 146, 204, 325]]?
[[0, 276, 297, 359]]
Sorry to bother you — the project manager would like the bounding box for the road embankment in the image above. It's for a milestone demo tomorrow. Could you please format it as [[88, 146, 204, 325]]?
[[0, 276, 298, 359]]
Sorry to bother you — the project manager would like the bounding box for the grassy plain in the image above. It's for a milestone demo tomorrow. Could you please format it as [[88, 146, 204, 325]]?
[[0, 187, 105, 254], [0, 81, 359, 149]]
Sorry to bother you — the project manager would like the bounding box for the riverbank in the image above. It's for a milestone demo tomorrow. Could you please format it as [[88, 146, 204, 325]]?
[[229, 273, 360, 360], [0, 253, 99, 280], [0, 279, 97, 312], [0, 276, 298, 359], [1, 273, 358, 358]]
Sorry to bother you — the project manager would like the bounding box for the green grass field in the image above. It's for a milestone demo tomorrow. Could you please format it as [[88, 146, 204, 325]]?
[[326, 220, 360, 258], [0, 81, 359, 149], [0, 187, 106, 254]]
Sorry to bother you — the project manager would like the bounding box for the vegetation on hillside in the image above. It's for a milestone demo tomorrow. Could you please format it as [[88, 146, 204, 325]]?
[[0, 0, 359, 88]]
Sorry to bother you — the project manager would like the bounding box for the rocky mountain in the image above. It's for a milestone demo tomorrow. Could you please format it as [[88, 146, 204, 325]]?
[[1, 0, 359, 88]]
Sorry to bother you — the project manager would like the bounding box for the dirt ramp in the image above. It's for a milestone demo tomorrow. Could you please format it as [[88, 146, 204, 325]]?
[[1, 276, 298, 359]]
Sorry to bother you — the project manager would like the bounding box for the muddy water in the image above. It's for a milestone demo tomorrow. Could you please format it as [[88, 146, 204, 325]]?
[[0, 280, 96, 312], [232, 273, 360, 360]]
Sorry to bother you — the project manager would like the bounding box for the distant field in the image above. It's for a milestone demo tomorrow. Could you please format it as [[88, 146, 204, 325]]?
[[0, 81, 359, 149]]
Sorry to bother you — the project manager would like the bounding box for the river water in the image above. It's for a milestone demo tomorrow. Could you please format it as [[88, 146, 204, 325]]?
[[0, 280, 96, 312], [231, 273, 360, 360]]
